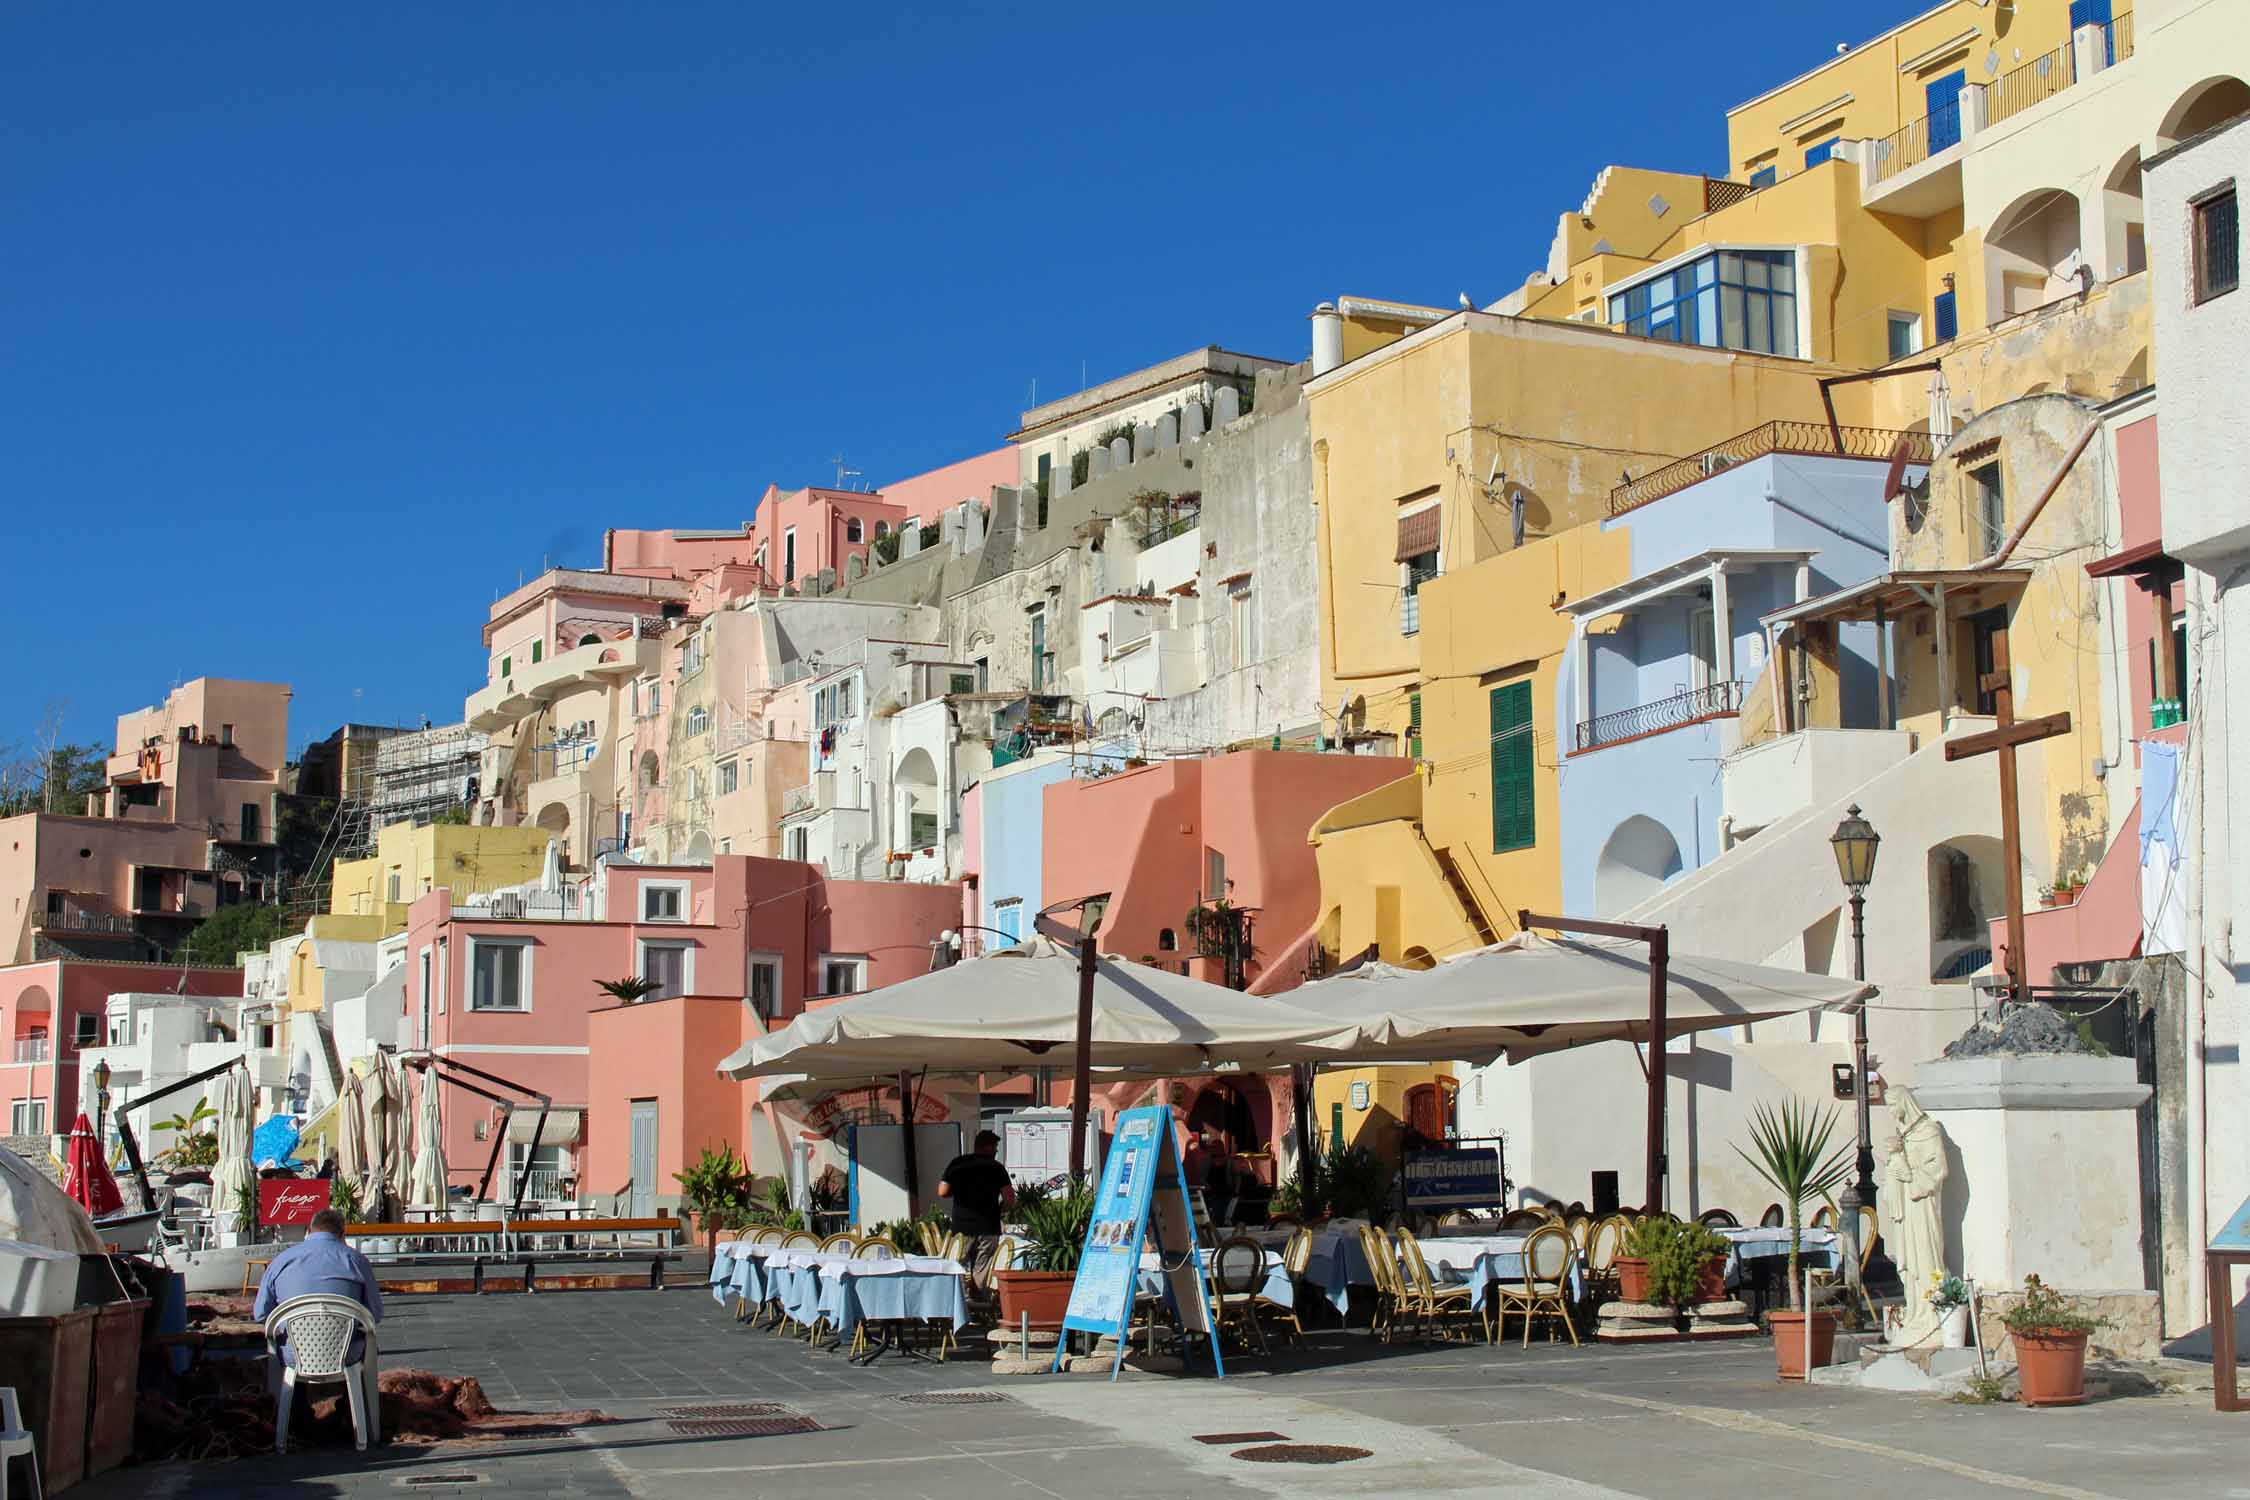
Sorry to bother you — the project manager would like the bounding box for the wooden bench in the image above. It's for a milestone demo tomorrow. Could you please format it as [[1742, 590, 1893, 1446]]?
[[504, 1217, 683, 1291]]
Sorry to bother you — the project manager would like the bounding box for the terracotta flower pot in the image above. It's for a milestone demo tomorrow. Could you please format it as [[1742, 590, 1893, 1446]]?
[[1694, 1253, 1729, 1304], [1769, 1308, 1838, 1380], [1615, 1257, 1652, 1304], [995, 1269, 1076, 1331], [2013, 1328, 2091, 1406]]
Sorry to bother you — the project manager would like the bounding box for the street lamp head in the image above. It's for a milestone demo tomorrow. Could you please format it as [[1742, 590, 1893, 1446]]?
[[1831, 803, 1880, 892], [92, 1057, 111, 1094]]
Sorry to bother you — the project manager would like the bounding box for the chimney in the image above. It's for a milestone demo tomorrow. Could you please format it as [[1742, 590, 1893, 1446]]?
[[1310, 301, 1344, 376]]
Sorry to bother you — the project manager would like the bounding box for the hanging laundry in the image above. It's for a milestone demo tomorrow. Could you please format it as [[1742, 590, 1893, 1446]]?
[[2139, 740, 2187, 955]]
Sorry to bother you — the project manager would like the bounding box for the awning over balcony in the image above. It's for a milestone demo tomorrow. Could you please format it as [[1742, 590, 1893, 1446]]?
[[1760, 567, 2029, 627], [507, 1107, 581, 1145], [1394, 507, 1441, 561], [1561, 548, 1816, 621]]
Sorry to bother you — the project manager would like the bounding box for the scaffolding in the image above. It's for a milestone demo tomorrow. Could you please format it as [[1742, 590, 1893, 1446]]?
[[287, 722, 487, 915]]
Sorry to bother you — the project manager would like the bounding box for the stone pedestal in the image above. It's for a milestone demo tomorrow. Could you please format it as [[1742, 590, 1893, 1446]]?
[[1912, 1053, 2151, 1292], [1686, 1298, 1757, 1339], [1594, 1300, 1678, 1342]]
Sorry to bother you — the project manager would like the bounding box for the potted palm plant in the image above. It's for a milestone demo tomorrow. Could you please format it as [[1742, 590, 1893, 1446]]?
[[995, 1180, 1093, 1331], [1736, 1099, 1853, 1380], [2000, 1275, 2102, 1406]]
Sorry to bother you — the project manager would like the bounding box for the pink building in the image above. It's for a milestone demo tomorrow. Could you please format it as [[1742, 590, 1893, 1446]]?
[[876, 448, 1020, 532], [0, 957, 242, 1138], [402, 855, 960, 1211], [748, 485, 906, 590], [2, 677, 291, 965], [1039, 750, 1407, 1175]]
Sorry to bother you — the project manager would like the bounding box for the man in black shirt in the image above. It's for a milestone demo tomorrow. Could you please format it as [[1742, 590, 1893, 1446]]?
[[938, 1129, 1016, 1282]]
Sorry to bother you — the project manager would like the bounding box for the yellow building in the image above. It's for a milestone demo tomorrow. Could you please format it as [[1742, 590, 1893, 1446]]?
[[329, 820, 554, 934]]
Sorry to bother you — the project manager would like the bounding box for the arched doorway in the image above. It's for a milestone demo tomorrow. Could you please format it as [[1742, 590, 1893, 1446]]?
[[1402, 1077, 1459, 1149], [2101, 147, 2146, 279], [680, 830, 714, 866], [1985, 189, 2083, 319], [893, 747, 939, 853], [1595, 815, 1684, 916], [1927, 836, 2004, 981], [2157, 76, 2250, 149]]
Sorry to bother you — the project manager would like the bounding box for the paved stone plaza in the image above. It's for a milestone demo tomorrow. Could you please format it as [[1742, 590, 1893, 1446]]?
[[78, 1289, 2250, 1500]]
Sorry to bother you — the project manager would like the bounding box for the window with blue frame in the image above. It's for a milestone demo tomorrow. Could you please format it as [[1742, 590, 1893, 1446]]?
[[1607, 250, 1800, 357], [1804, 139, 1840, 167]]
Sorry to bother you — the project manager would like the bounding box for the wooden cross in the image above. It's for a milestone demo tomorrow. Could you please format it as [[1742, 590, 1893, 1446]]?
[[1943, 624, 2070, 1000]]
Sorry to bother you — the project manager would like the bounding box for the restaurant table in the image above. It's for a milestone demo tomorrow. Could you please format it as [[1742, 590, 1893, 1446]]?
[[1417, 1233, 1586, 1308], [709, 1242, 773, 1309], [1713, 1226, 1840, 1288], [827, 1256, 969, 1355]]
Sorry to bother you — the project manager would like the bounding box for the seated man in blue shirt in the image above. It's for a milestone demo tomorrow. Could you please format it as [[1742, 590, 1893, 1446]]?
[[254, 1208, 384, 1365]]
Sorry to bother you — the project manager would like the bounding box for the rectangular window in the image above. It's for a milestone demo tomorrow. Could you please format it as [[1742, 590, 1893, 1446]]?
[[820, 958, 864, 996], [1489, 680, 1536, 853], [1401, 551, 1438, 635], [220, 723, 234, 746], [10, 1100, 45, 1135], [74, 1013, 98, 1046], [1933, 289, 1958, 342], [2195, 186, 2239, 303], [746, 954, 781, 1021], [469, 940, 529, 1012], [531, 639, 543, 664], [717, 759, 738, 796], [1887, 313, 1920, 362], [786, 826, 808, 862], [950, 672, 975, 695], [387, 872, 401, 903], [1926, 69, 1966, 153], [1407, 691, 1423, 760], [1030, 608, 1048, 690], [784, 528, 798, 582], [507, 1142, 568, 1203], [1971, 463, 2006, 548], [1205, 846, 1227, 902], [993, 900, 1023, 943], [240, 803, 261, 842], [641, 883, 684, 921], [975, 658, 990, 692], [1804, 138, 1839, 168], [500, 655, 512, 679], [1607, 249, 1796, 356], [639, 941, 690, 1000], [1748, 164, 1776, 189], [1231, 587, 1259, 670]]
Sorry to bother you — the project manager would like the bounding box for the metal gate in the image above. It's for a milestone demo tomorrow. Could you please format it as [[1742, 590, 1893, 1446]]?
[[628, 1100, 658, 1218]]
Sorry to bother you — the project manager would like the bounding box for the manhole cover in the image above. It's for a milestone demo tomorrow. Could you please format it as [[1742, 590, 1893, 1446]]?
[[659, 1403, 799, 1418], [667, 1416, 824, 1438], [896, 1392, 1019, 1407], [1231, 1444, 1372, 1465], [399, 1477, 484, 1489], [1194, 1431, 1290, 1445]]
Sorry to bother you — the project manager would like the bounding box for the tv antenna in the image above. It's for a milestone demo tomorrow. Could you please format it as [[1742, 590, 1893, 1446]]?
[[832, 454, 862, 489]]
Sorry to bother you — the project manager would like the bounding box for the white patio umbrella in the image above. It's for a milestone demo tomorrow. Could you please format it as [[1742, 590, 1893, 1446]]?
[[1287, 931, 1872, 1065], [335, 1066, 369, 1209], [207, 1065, 256, 1234], [540, 836, 563, 893], [717, 934, 1361, 1082], [408, 1065, 448, 1212], [382, 1053, 414, 1210]]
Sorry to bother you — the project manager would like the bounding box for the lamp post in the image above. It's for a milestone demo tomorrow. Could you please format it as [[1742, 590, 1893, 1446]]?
[[92, 1057, 113, 1148], [933, 923, 1026, 968], [1830, 805, 1882, 1234]]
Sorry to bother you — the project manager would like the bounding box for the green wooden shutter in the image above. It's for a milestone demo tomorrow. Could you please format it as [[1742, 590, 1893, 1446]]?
[[1408, 691, 1423, 760], [1489, 680, 1535, 852]]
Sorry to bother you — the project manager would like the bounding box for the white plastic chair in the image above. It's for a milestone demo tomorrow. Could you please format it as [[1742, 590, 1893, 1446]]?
[[0, 1386, 41, 1500], [264, 1294, 382, 1451]]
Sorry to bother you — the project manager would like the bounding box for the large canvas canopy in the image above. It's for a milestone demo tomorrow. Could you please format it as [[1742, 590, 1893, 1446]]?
[[717, 936, 1359, 1083], [1287, 931, 1873, 1065]]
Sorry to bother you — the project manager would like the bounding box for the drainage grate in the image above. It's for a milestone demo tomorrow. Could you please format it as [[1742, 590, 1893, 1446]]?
[[1194, 1431, 1290, 1445], [1231, 1444, 1372, 1465], [658, 1402, 799, 1419], [667, 1415, 824, 1438], [399, 1477, 485, 1489], [895, 1392, 1019, 1407]]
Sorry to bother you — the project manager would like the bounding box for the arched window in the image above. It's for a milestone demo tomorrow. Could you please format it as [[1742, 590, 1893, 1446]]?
[[874, 520, 890, 538], [847, 517, 864, 543], [1158, 928, 1177, 952], [577, 633, 601, 648]]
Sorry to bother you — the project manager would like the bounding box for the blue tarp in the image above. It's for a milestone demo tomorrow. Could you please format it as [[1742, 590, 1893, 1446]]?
[[250, 1115, 302, 1169]]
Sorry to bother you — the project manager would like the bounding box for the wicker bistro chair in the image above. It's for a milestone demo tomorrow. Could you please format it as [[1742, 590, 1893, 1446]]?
[[1259, 1227, 1314, 1345], [1496, 1207, 1550, 1232], [858, 1236, 900, 1260], [1206, 1236, 1272, 1355], [919, 1222, 948, 1256], [1697, 1208, 1741, 1229], [1583, 1214, 1630, 1306], [1492, 1225, 1581, 1348], [818, 1231, 859, 1254], [1354, 1225, 1402, 1342], [264, 1294, 381, 1452], [1393, 1227, 1486, 1344]]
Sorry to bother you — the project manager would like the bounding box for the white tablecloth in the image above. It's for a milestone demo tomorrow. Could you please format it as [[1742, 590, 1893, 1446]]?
[[1714, 1226, 1839, 1288]]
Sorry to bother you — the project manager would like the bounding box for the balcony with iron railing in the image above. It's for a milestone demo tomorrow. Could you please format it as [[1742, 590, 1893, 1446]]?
[[11, 1037, 50, 1064], [35, 906, 137, 936], [1609, 422, 1932, 518], [1574, 681, 1744, 754], [1866, 18, 2134, 192]]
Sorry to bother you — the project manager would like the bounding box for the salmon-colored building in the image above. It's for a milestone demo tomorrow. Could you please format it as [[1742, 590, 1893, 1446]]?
[[402, 854, 959, 1211], [0, 957, 243, 1139], [1037, 749, 1407, 1178]]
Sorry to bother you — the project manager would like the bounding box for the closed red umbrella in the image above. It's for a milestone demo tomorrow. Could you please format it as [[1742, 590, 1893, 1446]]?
[[62, 1113, 123, 1219]]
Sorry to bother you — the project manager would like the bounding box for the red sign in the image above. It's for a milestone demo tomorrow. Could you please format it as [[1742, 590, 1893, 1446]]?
[[259, 1178, 330, 1227], [799, 1086, 950, 1140]]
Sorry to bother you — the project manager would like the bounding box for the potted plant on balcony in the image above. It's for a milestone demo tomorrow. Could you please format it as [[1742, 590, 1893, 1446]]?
[[995, 1180, 1093, 1331], [1737, 1099, 1854, 1380], [2000, 1275, 2103, 1406]]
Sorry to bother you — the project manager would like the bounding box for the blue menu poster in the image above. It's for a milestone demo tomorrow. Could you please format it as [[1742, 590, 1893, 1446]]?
[[1054, 1104, 1221, 1379]]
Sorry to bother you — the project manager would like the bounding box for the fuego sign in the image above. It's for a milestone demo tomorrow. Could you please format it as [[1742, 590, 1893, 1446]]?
[[258, 1178, 331, 1226]]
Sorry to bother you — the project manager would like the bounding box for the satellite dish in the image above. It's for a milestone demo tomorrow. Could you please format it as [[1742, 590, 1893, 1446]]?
[[1881, 435, 1919, 502]]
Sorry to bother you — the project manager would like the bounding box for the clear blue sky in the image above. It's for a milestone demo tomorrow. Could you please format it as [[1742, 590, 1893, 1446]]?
[[1, 2, 1868, 758]]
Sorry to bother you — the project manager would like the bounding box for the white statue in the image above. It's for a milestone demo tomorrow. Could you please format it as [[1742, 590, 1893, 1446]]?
[[1881, 1085, 1950, 1340]]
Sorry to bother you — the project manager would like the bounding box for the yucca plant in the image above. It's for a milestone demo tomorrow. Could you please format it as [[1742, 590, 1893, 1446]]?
[[594, 975, 664, 1004], [1735, 1099, 1853, 1309]]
